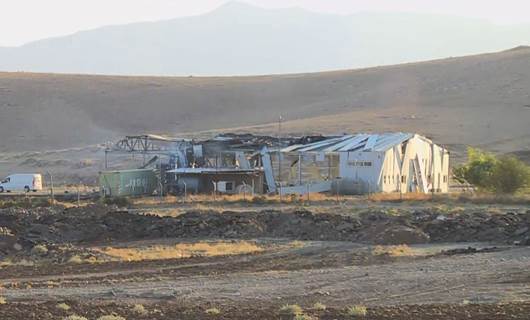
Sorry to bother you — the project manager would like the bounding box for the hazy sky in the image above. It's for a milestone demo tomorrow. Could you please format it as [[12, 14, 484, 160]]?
[[2, 0, 530, 46]]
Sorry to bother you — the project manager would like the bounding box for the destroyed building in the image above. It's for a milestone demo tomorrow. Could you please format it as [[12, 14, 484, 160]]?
[[102, 132, 449, 196], [280, 133, 450, 195]]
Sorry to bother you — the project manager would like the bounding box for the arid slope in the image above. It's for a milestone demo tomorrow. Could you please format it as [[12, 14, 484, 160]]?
[[0, 47, 529, 155]]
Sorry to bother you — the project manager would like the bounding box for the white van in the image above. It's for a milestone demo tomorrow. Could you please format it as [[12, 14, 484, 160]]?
[[0, 174, 43, 193]]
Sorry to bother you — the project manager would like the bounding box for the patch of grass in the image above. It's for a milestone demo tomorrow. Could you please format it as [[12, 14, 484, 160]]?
[[0, 198, 53, 209], [67, 255, 84, 264], [250, 195, 268, 204], [103, 196, 131, 208], [31, 244, 49, 256], [97, 241, 263, 262], [294, 314, 313, 320], [279, 304, 303, 316], [96, 315, 126, 320], [56, 302, 71, 311], [131, 304, 148, 315], [0, 297, 6, 304], [368, 192, 431, 202], [372, 244, 414, 257], [455, 193, 530, 205], [205, 307, 221, 315], [345, 305, 367, 317], [312, 302, 326, 311], [64, 316, 88, 320], [290, 240, 305, 248]]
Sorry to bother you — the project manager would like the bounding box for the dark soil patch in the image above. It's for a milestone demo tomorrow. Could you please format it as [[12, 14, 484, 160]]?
[[0, 301, 529, 320], [0, 205, 529, 258]]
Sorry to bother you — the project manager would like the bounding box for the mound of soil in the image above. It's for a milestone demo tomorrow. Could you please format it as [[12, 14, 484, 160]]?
[[0, 205, 528, 257]]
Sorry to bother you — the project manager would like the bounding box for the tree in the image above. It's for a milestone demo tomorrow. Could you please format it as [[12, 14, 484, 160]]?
[[490, 156, 530, 194], [453, 148, 530, 194], [453, 147, 497, 190]]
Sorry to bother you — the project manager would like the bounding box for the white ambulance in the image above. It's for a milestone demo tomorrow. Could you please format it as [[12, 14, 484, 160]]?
[[0, 174, 43, 193]]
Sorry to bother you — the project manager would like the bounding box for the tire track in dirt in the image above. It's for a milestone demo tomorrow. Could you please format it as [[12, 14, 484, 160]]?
[[2, 246, 529, 306]]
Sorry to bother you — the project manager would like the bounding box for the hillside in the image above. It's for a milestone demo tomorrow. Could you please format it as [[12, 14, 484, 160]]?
[[1, 47, 529, 159], [0, 2, 530, 76]]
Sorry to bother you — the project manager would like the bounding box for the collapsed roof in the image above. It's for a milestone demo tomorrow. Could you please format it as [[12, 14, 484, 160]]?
[[282, 132, 418, 153]]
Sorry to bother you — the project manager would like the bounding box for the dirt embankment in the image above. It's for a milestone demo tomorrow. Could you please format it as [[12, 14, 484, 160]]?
[[0, 205, 529, 256]]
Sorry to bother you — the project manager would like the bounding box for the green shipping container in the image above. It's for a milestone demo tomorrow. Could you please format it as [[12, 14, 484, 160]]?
[[99, 169, 158, 197]]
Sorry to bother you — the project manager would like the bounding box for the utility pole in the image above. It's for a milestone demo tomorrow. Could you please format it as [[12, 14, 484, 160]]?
[[47, 171, 54, 205], [159, 155, 164, 203], [298, 153, 302, 185], [76, 184, 80, 207], [278, 115, 283, 202], [431, 143, 435, 201], [104, 149, 108, 170]]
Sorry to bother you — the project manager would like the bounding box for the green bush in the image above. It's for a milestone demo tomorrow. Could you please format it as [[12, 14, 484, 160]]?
[[454, 148, 529, 194], [490, 156, 530, 194]]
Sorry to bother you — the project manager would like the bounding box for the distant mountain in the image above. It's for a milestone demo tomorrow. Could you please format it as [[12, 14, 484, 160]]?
[[0, 2, 529, 76]]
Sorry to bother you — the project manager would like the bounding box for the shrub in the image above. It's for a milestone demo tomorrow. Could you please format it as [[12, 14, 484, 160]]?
[[67, 255, 84, 264], [372, 244, 414, 257], [312, 302, 326, 311], [454, 148, 530, 194], [490, 156, 530, 194], [56, 302, 71, 311], [453, 148, 497, 188], [294, 314, 313, 320], [131, 304, 147, 315], [279, 304, 303, 316], [250, 195, 267, 204], [205, 308, 221, 315], [103, 197, 130, 207], [31, 244, 49, 256], [64, 316, 88, 320], [96, 316, 126, 320], [345, 305, 367, 317]]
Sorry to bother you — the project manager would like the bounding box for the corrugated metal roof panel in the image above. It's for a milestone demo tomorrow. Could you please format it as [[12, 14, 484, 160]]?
[[363, 134, 380, 151], [281, 132, 415, 153], [296, 135, 352, 152], [281, 144, 304, 152], [373, 133, 414, 151], [336, 134, 370, 152]]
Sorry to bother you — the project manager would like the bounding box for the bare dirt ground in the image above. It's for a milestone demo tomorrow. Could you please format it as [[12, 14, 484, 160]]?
[[0, 201, 528, 319]]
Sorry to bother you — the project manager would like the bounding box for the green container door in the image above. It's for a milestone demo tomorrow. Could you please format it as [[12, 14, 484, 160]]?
[[99, 169, 158, 197]]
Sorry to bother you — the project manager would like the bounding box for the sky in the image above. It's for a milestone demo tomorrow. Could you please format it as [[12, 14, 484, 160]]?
[[2, 0, 530, 47]]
